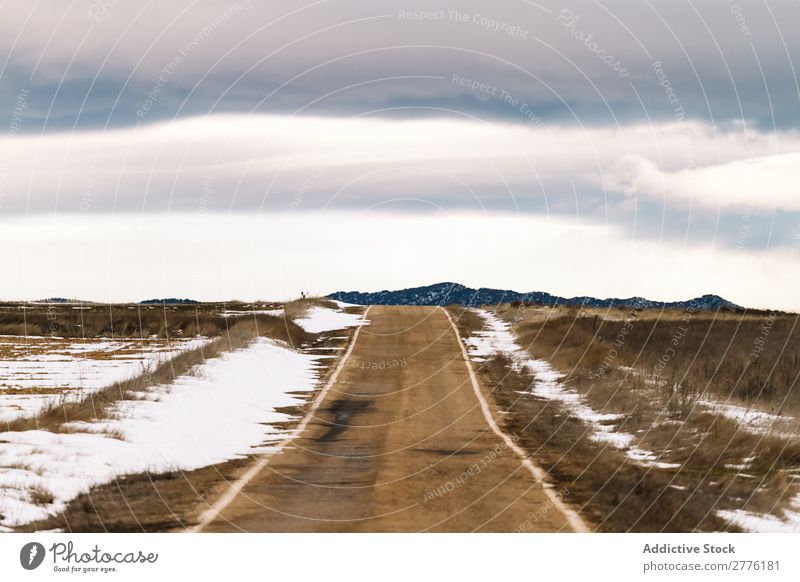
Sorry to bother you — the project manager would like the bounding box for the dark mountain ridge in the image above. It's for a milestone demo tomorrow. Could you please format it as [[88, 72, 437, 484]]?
[[328, 282, 741, 310]]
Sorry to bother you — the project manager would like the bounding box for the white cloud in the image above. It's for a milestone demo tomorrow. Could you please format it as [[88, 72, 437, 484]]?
[[0, 212, 797, 311], [1, 114, 799, 216], [608, 152, 800, 212]]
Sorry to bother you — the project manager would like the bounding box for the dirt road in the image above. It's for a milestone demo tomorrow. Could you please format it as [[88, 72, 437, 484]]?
[[196, 306, 585, 532]]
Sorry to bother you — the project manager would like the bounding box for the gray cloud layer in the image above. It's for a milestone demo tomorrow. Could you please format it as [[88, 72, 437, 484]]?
[[1, 0, 799, 259], [1, 0, 799, 132]]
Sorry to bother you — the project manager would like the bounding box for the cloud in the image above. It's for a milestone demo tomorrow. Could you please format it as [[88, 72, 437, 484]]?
[[1, 211, 798, 311], [2, 1, 800, 131], [608, 152, 800, 212], [1, 2, 798, 308], [1, 113, 799, 224]]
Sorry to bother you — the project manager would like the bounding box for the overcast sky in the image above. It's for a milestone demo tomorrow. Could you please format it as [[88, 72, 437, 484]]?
[[1, 1, 799, 308]]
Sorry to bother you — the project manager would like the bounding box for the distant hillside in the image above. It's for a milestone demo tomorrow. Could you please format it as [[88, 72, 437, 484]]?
[[328, 282, 740, 310], [140, 298, 199, 305], [34, 297, 75, 303]]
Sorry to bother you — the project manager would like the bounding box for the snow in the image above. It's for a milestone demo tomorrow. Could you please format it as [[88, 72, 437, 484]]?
[[725, 456, 756, 471], [698, 399, 796, 436], [626, 446, 680, 469], [0, 336, 210, 422], [717, 494, 800, 532], [0, 338, 326, 528], [221, 309, 284, 318], [294, 306, 366, 333], [466, 310, 679, 469], [524, 357, 628, 442]]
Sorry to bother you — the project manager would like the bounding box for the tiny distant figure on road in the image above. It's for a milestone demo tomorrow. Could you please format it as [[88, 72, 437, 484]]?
[[301, 292, 306, 299]]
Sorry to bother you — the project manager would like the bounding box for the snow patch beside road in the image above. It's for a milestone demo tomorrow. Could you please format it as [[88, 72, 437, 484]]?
[[0, 336, 210, 422], [698, 399, 796, 436], [295, 306, 366, 333], [465, 310, 678, 469], [221, 308, 284, 318], [0, 302, 371, 529], [0, 338, 324, 528]]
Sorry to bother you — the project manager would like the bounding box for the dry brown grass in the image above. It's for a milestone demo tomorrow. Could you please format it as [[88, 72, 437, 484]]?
[[498, 303, 800, 412], [13, 314, 358, 533], [5, 314, 314, 433], [28, 485, 56, 506], [282, 297, 338, 320], [15, 458, 252, 533], [0, 301, 283, 339], [444, 304, 486, 333], [3, 298, 364, 532], [477, 354, 733, 531], [448, 306, 800, 531], [0, 387, 68, 396]]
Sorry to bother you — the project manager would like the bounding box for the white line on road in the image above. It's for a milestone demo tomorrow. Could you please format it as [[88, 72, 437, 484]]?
[[439, 307, 590, 533], [188, 306, 372, 532]]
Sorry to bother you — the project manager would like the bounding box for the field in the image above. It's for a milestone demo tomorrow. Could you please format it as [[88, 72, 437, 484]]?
[[0, 298, 365, 530], [447, 303, 800, 532], [3, 298, 799, 533], [0, 300, 308, 425]]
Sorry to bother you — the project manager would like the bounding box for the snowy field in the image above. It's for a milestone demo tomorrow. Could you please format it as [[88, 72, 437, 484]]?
[[220, 308, 283, 318], [0, 339, 322, 528], [698, 399, 797, 437], [465, 309, 800, 533], [0, 336, 209, 422], [465, 310, 677, 469], [0, 304, 368, 530], [717, 497, 800, 533], [295, 305, 366, 333]]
